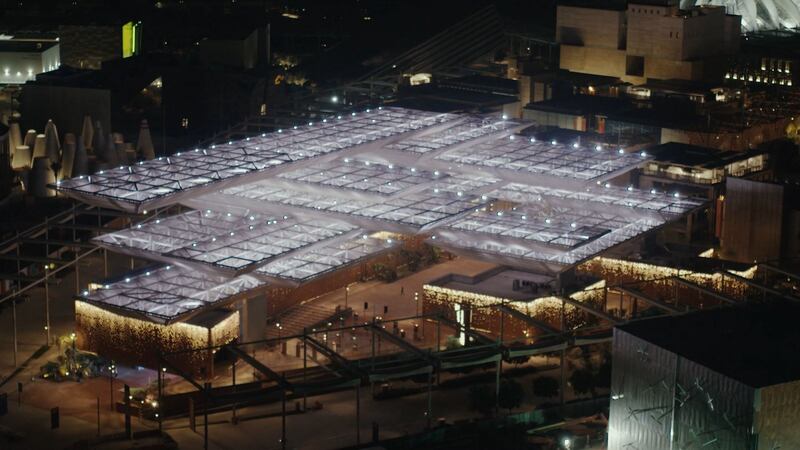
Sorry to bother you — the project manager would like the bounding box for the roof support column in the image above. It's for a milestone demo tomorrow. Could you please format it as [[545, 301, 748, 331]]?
[[239, 294, 268, 350]]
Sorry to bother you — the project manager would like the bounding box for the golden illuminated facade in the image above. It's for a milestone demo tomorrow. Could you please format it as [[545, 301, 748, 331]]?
[[75, 301, 239, 374]]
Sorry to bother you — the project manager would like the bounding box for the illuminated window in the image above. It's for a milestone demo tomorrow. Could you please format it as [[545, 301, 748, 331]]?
[[122, 21, 142, 58], [181, 117, 189, 128]]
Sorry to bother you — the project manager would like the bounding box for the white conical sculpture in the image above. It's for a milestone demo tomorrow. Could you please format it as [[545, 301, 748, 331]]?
[[136, 119, 155, 160], [104, 132, 118, 166], [59, 133, 76, 180], [23, 129, 36, 149], [73, 139, 88, 176], [113, 132, 127, 164], [81, 115, 94, 152], [11, 145, 31, 170], [29, 157, 56, 197], [43, 119, 60, 163], [32, 134, 46, 160], [8, 122, 21, 159], [92, 121, 105, 160]]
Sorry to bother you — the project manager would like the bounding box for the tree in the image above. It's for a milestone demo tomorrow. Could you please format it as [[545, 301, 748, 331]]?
[[569, 349, 613, 398], [569, 367, 597, 397], [505, 342, 532, 365], [444, 335, 463, 350], [532, 376, 559, 398], [498, 378, 525, 413], [468, 384, 495, 416]]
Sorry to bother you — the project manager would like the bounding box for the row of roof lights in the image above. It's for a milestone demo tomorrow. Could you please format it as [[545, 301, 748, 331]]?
[[82, 264, 174, 294], [596, 181, 680, 198], [507, 137, 648, 157]]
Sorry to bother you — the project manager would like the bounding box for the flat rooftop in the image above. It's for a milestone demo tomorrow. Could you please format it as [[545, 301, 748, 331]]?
[[617, 302, 800, 388], [78, 264, 266, 324], [429, 267, 555, 301], [647, 142, 767, 169]]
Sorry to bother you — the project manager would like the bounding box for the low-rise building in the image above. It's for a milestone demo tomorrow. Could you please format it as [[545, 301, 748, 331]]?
[[609, 303, 800, 450], [0, 39, 60, 84], [557, 0, 740, 83]]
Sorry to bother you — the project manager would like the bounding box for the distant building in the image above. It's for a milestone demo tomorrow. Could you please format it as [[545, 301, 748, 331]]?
[[609, 303, 800, 450], [719, 177, 784, 263], [557, 1, 740, 83], [633, 142, 772, 243], [397, 75, 521, 116], [58, 22, 141, 69], [197, 28, 264, 69], [640, 142, 771, 198], [0, 39, 60, 84]]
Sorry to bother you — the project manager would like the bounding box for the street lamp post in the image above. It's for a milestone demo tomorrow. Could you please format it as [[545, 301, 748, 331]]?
[[414, 292, 420, 323], [345, 285, 349, 309], [108, 362, 118, 411], [44, 265, 50, 345]]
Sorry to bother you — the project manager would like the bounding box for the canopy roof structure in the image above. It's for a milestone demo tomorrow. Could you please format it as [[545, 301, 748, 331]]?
[[93, 209, 358, 275], [60, 107, 704, 321], [77, 264, 267, 324], [256, 233, 398, 285], [684, 0, 800, 31], [435, 138, 648, 187], [57, 107, 461, 213]]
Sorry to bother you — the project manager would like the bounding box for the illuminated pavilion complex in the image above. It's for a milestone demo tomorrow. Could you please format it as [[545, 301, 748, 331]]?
[[56, 107, 705, 369]]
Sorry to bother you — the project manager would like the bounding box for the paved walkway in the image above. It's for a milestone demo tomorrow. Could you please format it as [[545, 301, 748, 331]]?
[[163, 357, 583, 450], [0, 254, 604, 450]]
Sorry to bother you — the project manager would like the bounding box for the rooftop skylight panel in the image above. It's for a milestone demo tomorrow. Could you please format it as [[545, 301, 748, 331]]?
[[436, 139, 648, 181], [57, 107, 458, 211], [434, 212, 662, 267], [386, 118, 514, 154], [490, 183, 703, 217], [93, 209, 358, 273], [78, 264, 266, 323], [277, 159, 444, 196], [447, 208, 611, 249], [431, 174, 501, 196], [222, 183, 480, 228], [256, 234, 397, 283]]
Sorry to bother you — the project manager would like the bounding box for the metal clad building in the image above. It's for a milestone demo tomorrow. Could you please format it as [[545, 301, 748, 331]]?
[[609, 304, 800, 449]]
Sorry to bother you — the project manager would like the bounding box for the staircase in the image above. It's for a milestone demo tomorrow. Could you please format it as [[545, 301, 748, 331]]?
[[266, 303, 351, 339]]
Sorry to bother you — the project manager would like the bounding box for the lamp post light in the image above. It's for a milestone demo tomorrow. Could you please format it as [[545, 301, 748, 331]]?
[[65, 332, 77, 377], [345, 285, 350, 309], [108, 361, 118, 411]]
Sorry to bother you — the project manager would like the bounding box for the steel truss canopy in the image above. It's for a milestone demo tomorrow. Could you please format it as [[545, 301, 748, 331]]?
[[683, 0, 800, 31], [256, 233, 399, 285], [384, 117, 517, 155], [78, 264, 267, 323], [56, 107, 461, 213], [434, 136, 649, 186], [93, 209, 359, 275], [64, 106, 707, 317], [217, 183, 484, 232], [431, 183, 702, 271]]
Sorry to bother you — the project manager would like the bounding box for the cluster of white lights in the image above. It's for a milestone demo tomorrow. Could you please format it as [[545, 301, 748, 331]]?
[[79, 264, 265, 322]]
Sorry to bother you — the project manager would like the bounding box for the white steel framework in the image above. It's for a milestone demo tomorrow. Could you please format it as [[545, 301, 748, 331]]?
[[59, 107, 706, 321], [257, 234, 398, 284], [685, 0, 800, 31], [435, 137, 649, 184], [57, 107, 460, 212], [78, 264, 266, 323], [93, 209, 357, 273]]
